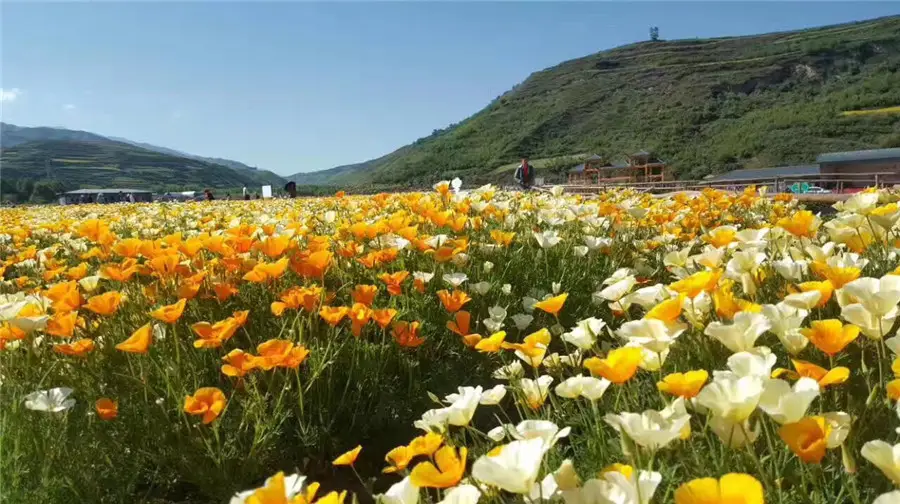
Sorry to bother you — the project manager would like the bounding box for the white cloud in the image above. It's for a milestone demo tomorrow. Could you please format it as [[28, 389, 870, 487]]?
[[63, 104, 76, 111], [0, 88, 21, 102]]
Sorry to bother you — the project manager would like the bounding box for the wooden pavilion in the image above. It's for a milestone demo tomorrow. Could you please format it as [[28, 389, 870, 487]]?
[[567, 151, 669, 185]]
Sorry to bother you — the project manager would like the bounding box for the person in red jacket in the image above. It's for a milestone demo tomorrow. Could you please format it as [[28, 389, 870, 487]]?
[[514, 157, 535, 189]]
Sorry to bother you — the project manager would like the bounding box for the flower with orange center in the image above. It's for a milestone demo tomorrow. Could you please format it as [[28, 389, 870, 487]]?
[[319, 306, 350, 326], [644, 294, 685, 322], [54, 338, 95, 357], [150, 298, 187, 324], [534, 293, 568, 317], [46, 311, 79, 338], [378, 271, 409, 296], [772, 359, 850, 389], [253, 234, 292, 258], [778, 416, 830, 463], [490, 230, 516, 247], [372, 308, 398, 329], [503, 328, 550, 367], [85, 291, 123, 316], [437, 289, 471, 313], [116, 323, 153, 354], [474, 331, 505, 352], [242, 257, 290, 283], [777, 210, 820, 238], [349, 303, 373, 337], [674, 473, 763, 504], [670, 270, 721, 299], [333, 445, 362, 466], [584, 347, 643, 384], [183, 387, 227, 424], [705, 227, 736, 248], [657, 370, 709, 398], [392, 321, 425, 348], [801, 319, 860, 356], [797, 280, 834, 308], [351, 284, 378, 306], [95, 398, 118, 420], [410, 446, 467, 489], [810, 262, 861, 289], [221, 349, 257, 377]]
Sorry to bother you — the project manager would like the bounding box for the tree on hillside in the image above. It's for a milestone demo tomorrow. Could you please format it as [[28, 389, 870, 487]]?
[[650, 27, 660, 41]]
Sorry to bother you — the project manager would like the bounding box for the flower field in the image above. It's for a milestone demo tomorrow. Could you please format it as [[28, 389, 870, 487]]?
[[3, 184, 900, 504]]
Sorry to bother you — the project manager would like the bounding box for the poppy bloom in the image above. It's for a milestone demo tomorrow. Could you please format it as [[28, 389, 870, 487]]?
[[46, 311, 79, 338], [533, 293, 568, 317], [392, 321, 425, 348], [183, 387, 227, 424], [777, 210, 820, 238], [772, 359, 850, 389], [150, 298, 187, 324], [85, 291, 123, 316], [148, 254, 180, 277], [54, 338, 95, 357], [221, 349, 257, 377], [584, 347, 643, 384], [657, 370, 709, 399], [437, 289, 471, 313], [44, 281, 83, 312], [378, 271, 410, 296], [446, 311, 471, 337], [95, 398, 118, 420], [670, 270, 721, 299], [253, 234, 292, 258], [242, 257, 290, 283], [778, 416, 830, 463], [674, 473, 763, 504], [319, 306, 350, 326], [213, 282, 239, 302], [801, 319, 860, 356], [191, 319, 239, 349], [645, 294, 686, 322], [474, 331, 506, 353], [797, 280, 834, 308], [294, 250, 333, 279], [333, 445, 362, 466], [351, 284, 379, 306], [410, 446, 467, 489], [349, 303, 373, 337], [490, 230, 515, 247], [372, 308, 398, 329], [113, 323, 152, 353]]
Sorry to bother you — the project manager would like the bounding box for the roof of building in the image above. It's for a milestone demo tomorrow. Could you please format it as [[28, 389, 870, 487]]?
[[569, 161, 630, 173], [63, 188, 152, 195], [706, 164, 820, 182], [817, 148, 900, 164]]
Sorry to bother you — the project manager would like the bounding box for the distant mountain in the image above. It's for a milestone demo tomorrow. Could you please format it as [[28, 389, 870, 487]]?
[[0, 123, 286, 202], [107, 136, 261, 172], [290, 15, 900, 187]]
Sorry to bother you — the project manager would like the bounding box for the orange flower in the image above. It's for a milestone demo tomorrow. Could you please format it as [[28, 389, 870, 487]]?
[[349, 303, 373, 337], [645, 294, 686, 322], [45, 282, 83, 313], [99, 262, 139, 282], [657, 370, 709, 398], [191, 319, 239, 349], [46, 311, 79, 338], [66, 263, 89, 281], [797, 280, 834, 308], [392, 321, 425, 348], [148, 254, 180, 277], [670, 270, 721, 299], [294, 250, 333, 279], [810, 262, 861, 290], [351, 284, 379, 306], [437, 289, 471, 313], [95, 398, 118, 420], [490, 230, 516, 247], [54, 338, 95, 357], [150, 298, 187, 324], [242, 257, 290, 283], [252, 339, 310, 370], [112, 238, 143, 258], [778, 416, 829, 463], [177, 278, 202, 300], [777, 210, 819, 238], [801, 319, 859, 356], [372, 308, 398, 329], [253, 234, 292, 258], [533, 293, 568, 317], [231, 310, 250, 327], [213, 282, 239, 302], [584, 347, 643, 384], [772, 359, 850, 389], [378, 271, 410, 296], [410, 446, 467, 489], [116, 323, 153, 354], [319, 306, 350, 326], [502, 328, 550, 367], [221, 349, 257, 377], [85, 291, 123, 316], [183, 387, 227, 424], [446, 311, 471, 337], [333, 445, 362, 466]]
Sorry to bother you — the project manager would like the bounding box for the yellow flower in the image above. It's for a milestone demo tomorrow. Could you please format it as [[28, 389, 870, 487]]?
[[772, 359, 849, 389], [778, 416, 830, 463], [332, 445, 362, 466], [657, 370, 709, 398], [533, 293, 568, 317], [674, 473, 763, 504], [644, 294, 685, 322], [410, 446, 467, 488], [115, 323, 153, 354], [670, 270, 721, 299], [584, 347, 642, 384], [801, 319, 859, 356]]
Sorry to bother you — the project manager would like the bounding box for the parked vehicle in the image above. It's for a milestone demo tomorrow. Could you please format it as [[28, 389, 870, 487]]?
[[805, 185, 832, 194]]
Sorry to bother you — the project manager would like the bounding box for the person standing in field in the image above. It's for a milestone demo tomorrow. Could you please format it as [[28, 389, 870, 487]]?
[[204, 189, 214, 201], [514, 157, 535, 190]]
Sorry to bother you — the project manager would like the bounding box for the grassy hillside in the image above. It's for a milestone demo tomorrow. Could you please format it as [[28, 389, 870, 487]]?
[[0, 140, 283, 203], [294, 16, 900, 187]]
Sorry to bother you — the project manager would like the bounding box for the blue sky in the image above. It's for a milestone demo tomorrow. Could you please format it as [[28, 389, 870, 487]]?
[[2, 2, 898, 176]]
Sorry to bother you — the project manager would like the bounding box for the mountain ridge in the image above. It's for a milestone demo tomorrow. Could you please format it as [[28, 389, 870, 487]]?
[[289, 15, 900, 187]]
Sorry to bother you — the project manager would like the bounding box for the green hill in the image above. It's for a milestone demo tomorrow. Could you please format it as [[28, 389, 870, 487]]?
[[289, 15, 900, 188], [0, 139, 285, 203]]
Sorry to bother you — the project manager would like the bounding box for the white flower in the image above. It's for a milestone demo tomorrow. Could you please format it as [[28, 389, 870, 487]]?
[[604, 407, 690, 451], [483, 261, 494, 273], [562, 327, 595, 350], [704, 312, 771, 353], [513, 420, 571, 452], [714, 347, 777, 380], [533, 230, 561, 249], [483, 318, 504, 333], [414, 408, 450, 433], [520, 375, 553, 409], [874, 491, 900, 504], [529, 473, 560, 502], [502, 284, 512, 295], [572, 469, 662, 504], [378, 476, 419, 504], [583, 235, 609, 251], [573, 246, 589, 257], [471, 437, 546, 494], [616, 319, 685, 353], [24, 387, 76, 413], [480, 385, 507, 405], [487, 425, 509, 442], [555, 376, 611, 401], [442, 386, 482, 426], [230, 473, 308, 504], [734, 228, 769, 249], [783, 290, 822, 311], [493, 361, 524, 380], [761, 303, 809, 354], [597, 276, 636, 302], [772, 258, 807, 282], [840, 276, 900, 317], [78, 275, 102, 292], [443, 273, 468, 288], [697, 375, 764, 423], [511, 313, 534, 330], [709, 417, 760, 448], [522, 297, 538, 312], [413, 271, 435, 284], [862, 440, 900, 486], [824, 411, 851, 447], [438, 484, 481, 504], [470, 281, 492, 295], [758, 377, 819, 424]]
